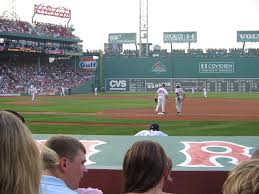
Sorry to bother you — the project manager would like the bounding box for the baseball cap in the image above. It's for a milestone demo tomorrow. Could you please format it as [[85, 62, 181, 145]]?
[[149, 123, 160, 131]]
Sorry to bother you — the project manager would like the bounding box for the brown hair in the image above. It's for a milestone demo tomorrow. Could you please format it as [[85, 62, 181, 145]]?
[[0, 110, 41, 194], [45, 135, 86, 161], [123, 140, 168, 193], [222, 159, 259, 194]]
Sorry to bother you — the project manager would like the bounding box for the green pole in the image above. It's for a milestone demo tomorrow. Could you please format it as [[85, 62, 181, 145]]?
[[99, 51, 103, 91]]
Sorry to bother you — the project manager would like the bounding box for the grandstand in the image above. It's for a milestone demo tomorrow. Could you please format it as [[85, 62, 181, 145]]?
[[0, 4, 97, 95]]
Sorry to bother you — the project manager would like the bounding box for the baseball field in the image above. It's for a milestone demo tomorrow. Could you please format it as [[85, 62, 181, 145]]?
[[1, 92, 259, 136]]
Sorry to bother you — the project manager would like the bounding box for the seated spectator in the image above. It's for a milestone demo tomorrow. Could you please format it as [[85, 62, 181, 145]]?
[[251, 148, 259, 159], [222, 159, 259, 194], [122, 140, 172, 194], [40, 135, 102, 194], [0, 110, 41, 194], [135, 123, 168, 136]]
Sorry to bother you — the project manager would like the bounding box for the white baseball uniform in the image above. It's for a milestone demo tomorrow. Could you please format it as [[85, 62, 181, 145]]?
[[155, 87, 168, 113], [191, 87, 195, 94], [30, 86, 37, 101], [134, 130, 168, 136], [175, 87, 185, 114], [203, 88, 208, 98], [94, 87, 98, 96], [61, 86, 65, 96]]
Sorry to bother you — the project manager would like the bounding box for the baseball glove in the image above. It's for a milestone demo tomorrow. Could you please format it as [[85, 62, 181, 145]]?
[[155, 97, 158, 103]]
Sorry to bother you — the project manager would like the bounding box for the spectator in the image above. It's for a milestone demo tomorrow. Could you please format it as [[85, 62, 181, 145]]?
[[222, 159, 259, 194], [40, 135, 102, 194], [122, 140, 172, 194], [40, 146, 102, 194], [134, 123, 168, 136], [0, 110, 41, 194]]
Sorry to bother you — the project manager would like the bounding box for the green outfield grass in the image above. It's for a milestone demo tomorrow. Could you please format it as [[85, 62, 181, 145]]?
[[1, 92, 259, 136]]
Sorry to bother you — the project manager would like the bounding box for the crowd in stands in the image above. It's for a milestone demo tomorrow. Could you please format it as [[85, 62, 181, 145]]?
[[106, 48, 259, 57], [0, 18, 78, 39], [0, 62, 95, 94]]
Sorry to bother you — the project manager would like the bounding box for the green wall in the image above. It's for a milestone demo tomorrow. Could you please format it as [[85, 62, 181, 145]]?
[[102, 56, 259, 79]]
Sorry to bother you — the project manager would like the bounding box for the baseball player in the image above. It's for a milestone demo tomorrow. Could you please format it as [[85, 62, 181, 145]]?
[[60, 85, 65, 96], [134, 123, 168, 136], [202, 87, 208, 98], [191, 87, 195, 94], [175, 83, 185, 115], [94, 87, 98, 96], [155, 83, 169, 114], [29, 85, 37, 101]]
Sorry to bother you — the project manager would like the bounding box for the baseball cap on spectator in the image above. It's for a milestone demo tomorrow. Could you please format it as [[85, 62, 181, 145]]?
[[149, 123, 160, 131]]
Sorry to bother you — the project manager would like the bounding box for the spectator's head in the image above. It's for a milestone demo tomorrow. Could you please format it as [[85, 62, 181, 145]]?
[[123, 140, 169, 193], [43, 135, 87, 190], [149, 123, 160, 131], [251, 149, 259, 159], [0, 110, 41, 194], [222, 159, 259, 194], [162, 83, 165, 87]]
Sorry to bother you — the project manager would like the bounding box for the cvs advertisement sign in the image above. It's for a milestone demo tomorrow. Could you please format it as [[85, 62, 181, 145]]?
[[105, 79, 129, 91]]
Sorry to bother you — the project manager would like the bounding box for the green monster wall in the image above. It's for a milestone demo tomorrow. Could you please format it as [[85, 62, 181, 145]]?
[[103, 56, 259, 79]]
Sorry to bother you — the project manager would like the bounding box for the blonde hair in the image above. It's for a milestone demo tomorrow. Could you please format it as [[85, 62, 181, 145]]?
[[41, 146, 59, 170], [0, 110, 41, 194], [223, 159, 259, 194]]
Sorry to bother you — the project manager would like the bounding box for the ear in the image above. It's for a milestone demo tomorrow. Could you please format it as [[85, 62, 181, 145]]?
[[59, 157, 68, 172]]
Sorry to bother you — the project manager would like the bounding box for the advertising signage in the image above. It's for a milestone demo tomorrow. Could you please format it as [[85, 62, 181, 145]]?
[[237, 31, 259, 42], [108, 33, 136, 44], [199, 62, 234, 73], [163, 31, 197, 43]]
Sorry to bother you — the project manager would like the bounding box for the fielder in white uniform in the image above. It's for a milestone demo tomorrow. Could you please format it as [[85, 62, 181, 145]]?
[[29, 85, 37, 101], [94, 87, 98, 96], [191, 87, 195, 94], [155, 83, 169, 114], [134, 123, 168, 136], [203, 87, 208, 98], [60, 85, 65, 96], [175, 84, 185, 115]]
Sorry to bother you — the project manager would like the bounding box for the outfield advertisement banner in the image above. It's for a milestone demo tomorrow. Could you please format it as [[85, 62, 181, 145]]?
[[199, 62, 234, 73], [108, 33, 136, 44], [237, 31, 259, 42], [105, 79, 130, 91], [79, 56, 97, 69], [163, 31, 197, 43]]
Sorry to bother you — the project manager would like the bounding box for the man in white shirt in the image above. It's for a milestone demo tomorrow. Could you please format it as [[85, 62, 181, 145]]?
[[155, 83, 169, 114], [29, 85, 37, 101], [61, 85, 66, 96], [175, 83, 185, 115], [134, 123, 168, 136], [191, 87, 195, 94], [203, 87, 208, 98], [94, 87, 98, 96]]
